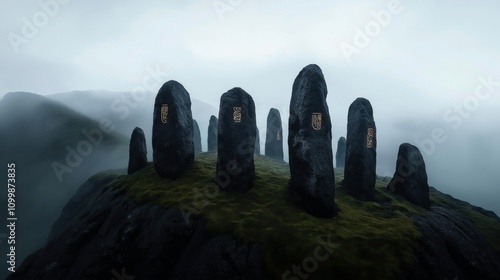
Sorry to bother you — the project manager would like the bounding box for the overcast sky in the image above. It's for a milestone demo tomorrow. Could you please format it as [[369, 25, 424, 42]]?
[[1, 0, 499, 213]]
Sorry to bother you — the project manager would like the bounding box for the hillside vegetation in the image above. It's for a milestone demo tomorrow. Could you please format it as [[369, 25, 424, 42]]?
[[96, 152, 500, 279]]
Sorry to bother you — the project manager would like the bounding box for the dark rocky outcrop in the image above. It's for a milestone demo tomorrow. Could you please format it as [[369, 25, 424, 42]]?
[[152, 81, 194, 179], [193, 119, 202, 153], [408, 207, 500, 280], [255, 127, 260, 155], [335, 136, 346, 168], [127, 127, 148, 175], [8, 175, 267, 280], [344, 97, 376, 200], [265, 108, 283, 161], [207, 115, 218, 152], [388, 143, 430, 209], [288, 64, 335, 218], [216, 87, 257, 193]]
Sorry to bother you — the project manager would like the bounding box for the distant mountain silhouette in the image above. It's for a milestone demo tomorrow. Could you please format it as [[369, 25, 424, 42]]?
[[48, 90, 218, 153], [0, 92, 129, 278]]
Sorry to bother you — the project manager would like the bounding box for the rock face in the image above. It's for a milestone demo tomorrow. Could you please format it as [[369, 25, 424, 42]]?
[[265, 108, 284, 161], [8, 175, 267, 280], [335, 136, 346, 168], [255, 127, 260, 155], [387, 143, 430, 209], [288, 64, 335, 218], [128, 127, 148, 175], [193, 119, 202, 153], [409, 207, 500, 280], [152, 81, 194, 179], [344, 98, 376, 200], [207, 115, 218, 152], [216, 87, 257, 193]]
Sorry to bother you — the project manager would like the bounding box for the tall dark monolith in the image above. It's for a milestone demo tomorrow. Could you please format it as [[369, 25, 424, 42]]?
[[335, 136, 346, 168], [128, 127, 148, 175], [208, 115, 218, 151], [344, 97, 376, 200], [152, 80, 194, 179], [265, 108, 283, 161], [193, 119, 202, 153], [216, 87, 256, 193], [288, 64, 335, 218], [255, 127, 260, 155]]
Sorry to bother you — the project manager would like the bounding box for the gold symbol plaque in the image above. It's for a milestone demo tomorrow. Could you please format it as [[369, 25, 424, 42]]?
[[161, 104, 169, 124], [312, 113, 322, 130], [233, 107, 242, 123], [367, 128, 374, 148]]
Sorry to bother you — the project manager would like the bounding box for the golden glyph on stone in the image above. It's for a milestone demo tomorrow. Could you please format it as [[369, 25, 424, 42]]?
[[233, 107, 242, 123], [161, 104, 169, 124], [367, 128, 374, 148], [312, 113, 322, 130]]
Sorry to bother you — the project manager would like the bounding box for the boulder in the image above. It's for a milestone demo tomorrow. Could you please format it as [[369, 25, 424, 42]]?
[[387, 143, 430, 209], [207, 115, 218, 152], [152, 80, 194, 179], [193, 119, 202, 153], [128, 127, 148, 175], [216, 87, 257, 193], [288, 64, 335, 218], [335, 136, 346, 168], [265, 108, 284, 161], [344, 97, 377, 200]]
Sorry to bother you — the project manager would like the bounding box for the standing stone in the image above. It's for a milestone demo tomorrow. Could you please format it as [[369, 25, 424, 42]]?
[[255, 127, 260, 155], [288, 64, 335, 218], [152, 80, 194, 179], [335, 137, 346, 168], [128, 127, 148, 175], [208, 115, 218, 151], [265, 108, 284, 161], [193, 119, 202, 153], [344, 97, 377, 200], [216, 87, 256, 193], [387, 143, 430, 209]]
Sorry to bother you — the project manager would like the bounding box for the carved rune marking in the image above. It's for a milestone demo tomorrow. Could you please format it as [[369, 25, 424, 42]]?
[[312, 113, 322, 130], [367, 128, 374, 148], [233, 107, 242, 123], [161, 104, 169, 124]]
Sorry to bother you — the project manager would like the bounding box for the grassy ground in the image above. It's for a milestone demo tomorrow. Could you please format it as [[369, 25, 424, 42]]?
[[98, 152, 499, 279]]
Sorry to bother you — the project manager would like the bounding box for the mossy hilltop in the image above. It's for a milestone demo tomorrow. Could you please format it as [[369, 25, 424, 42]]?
[[96, 152, 500, 279]]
